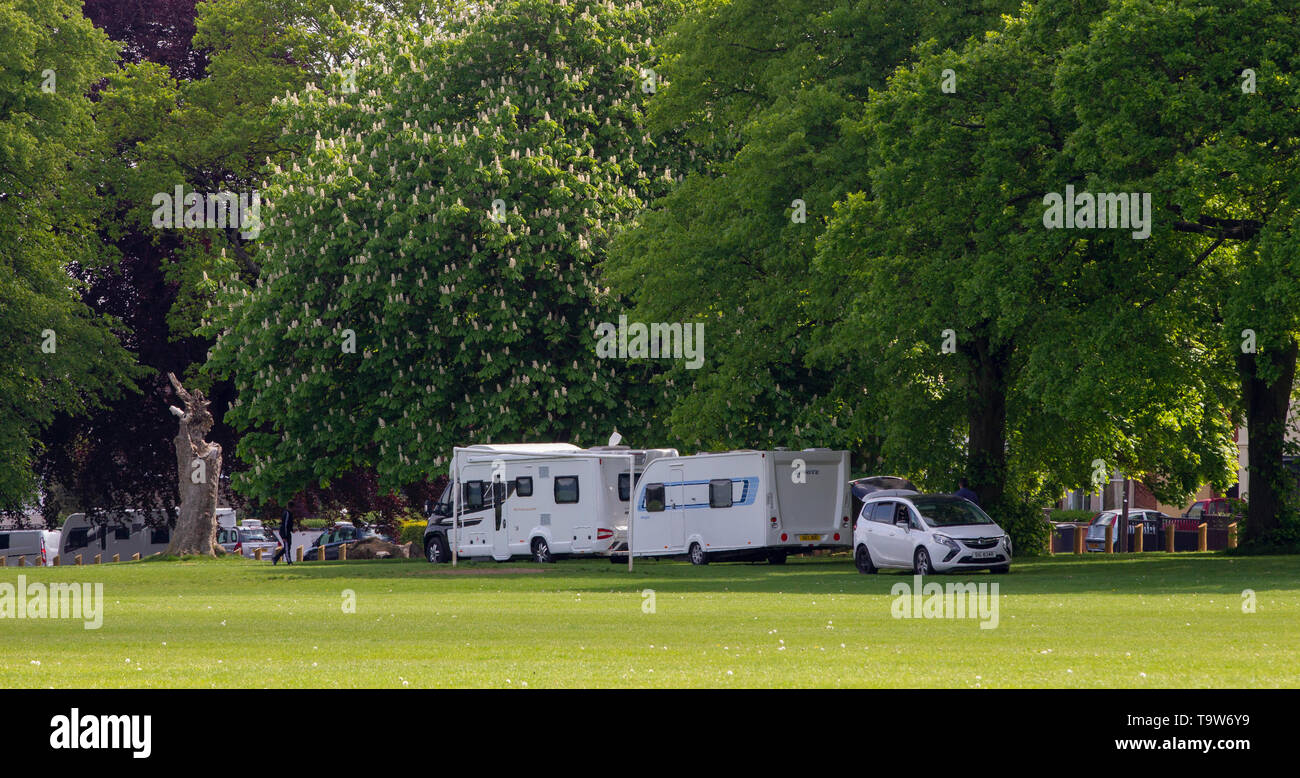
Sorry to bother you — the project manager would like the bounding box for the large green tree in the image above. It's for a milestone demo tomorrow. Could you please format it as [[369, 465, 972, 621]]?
[[0, 0, 140, 509], [605, 0, 1019, 459], [206, 0, 688, 503], [1056, 0, 1300, 546]]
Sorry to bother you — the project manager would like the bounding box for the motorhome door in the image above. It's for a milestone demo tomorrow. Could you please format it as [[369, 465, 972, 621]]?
[[491, 479, 510, 561], [669, 466, 686, 549]]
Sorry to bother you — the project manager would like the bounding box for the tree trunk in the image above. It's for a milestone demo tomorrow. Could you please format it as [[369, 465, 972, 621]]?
[[164, 372, 222, 556], [966, 335, 1009, 508], [1238, 339, 1298, 544]]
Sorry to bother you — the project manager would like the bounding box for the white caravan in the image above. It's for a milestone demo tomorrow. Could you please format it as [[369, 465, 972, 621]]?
[[0, 529, 61, 566], [629, 449, 852, 564], [58, 510, 179, 561], [432, 444, 676, 563]]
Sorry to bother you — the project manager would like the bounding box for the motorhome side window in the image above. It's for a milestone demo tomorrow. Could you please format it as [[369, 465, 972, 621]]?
[[709, 479, 733, 508], [554, 476, 580, 504], [514, 476, 533, 497], [645, 483, 666, 512], [464, 480, 485, 510], [67, 528, 90, 550]]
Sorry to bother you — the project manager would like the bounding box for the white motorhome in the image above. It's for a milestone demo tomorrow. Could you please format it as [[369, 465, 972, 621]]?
[[425, 444, 676, 563], [0, 529, 61, 566], [629, 449, 852, 564], [58, 510, 177, 561]]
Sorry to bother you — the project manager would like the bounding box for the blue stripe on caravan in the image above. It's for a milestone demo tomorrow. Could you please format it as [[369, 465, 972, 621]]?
[[636, 476, 759, 512]]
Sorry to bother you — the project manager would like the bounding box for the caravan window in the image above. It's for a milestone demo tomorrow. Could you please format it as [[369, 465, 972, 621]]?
[[66, 528, 90, 551], [709, 479, 734, 509], [618, 473, 631, 502], [114, 526, 131, 541], [0, 535, 8, 550], [554, 476, 580, 504], [151, 528, 170, 545], [645, 484, 666, 512], [514, 477, 533, 497], [464, 481, 485, 510]]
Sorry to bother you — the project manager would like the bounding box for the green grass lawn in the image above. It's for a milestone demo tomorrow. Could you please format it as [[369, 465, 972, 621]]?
[[2, 552, 1297, 688]]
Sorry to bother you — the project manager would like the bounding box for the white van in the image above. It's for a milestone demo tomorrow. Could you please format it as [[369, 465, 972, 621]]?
[[427, 444, 657, 563], [629, 449, 851, 564], [59, 510, 173, 561], [0, 529, 61, 566]]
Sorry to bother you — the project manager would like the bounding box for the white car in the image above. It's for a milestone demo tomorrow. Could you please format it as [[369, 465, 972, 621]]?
[[853, 491, 1012, 575]]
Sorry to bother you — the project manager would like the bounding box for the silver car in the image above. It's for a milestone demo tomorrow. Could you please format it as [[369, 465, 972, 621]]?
[[217, 526, 282, 559]]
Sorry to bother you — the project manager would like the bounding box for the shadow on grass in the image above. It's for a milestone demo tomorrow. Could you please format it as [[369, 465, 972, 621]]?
[[241, 552, 1300, 597]]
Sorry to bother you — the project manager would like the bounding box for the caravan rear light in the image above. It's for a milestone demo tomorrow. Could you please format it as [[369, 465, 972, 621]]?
[[769, 516, 778, 526], [841, 516, 850, 528], [596, 528, 614, 540], [780, 533, 788, 542], [833, 533, 840, 541]]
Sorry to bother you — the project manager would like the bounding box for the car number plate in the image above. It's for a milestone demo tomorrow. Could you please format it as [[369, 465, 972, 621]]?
[[971, 550, 996, 559], [798, 534, 821, 541]]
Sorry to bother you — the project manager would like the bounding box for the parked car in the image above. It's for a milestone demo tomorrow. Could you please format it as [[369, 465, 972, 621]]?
[[1086, 509, 1204, 551], [1182, 497, 1246, 520], [216, 525, 282, 559], [854, 491, 1012, 575], [0, 529, 61, 566], [303, 523, 394, 560]]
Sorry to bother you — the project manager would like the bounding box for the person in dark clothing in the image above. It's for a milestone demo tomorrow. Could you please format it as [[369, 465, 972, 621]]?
[[272, 507, 294, 565], [956, 478, 980, 505]]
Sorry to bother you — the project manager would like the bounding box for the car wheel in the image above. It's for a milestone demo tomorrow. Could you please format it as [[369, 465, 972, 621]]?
[[989, 564, 1010, 574], [854, 544, 877, 574], [913, 547, 932, 576], [425, 535, 447, 564], [688, 542, 709, 566], [767, 550, 788, 565], [532, 538, 553, 564]]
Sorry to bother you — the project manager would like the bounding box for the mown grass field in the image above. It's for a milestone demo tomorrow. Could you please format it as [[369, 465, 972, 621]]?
[[2, 553, 1297, 688]]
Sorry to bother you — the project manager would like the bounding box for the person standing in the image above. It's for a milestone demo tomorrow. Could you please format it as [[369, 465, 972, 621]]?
[[956, 478, 980, 505], [272, 506, 294, 565]]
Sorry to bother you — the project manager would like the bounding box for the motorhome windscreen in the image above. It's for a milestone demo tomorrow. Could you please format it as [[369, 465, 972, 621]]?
[[912, 497, 996, 527]]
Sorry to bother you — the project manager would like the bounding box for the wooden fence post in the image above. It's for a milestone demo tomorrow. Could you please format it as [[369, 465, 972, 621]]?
[[52, 555, 60, 567], [94, 553, 102, 564], [1046, 525, 1055, 555], [112, 553, 120, 563], [1228, 522, 1238, 550], [0, 555, 6, 567], [75, 554, 83, 566], [1198, 523, 1208, 552], [254, 548, 264, 561], [1105, 523, 1114, 554], [296, 545, 303, 563], [16, 555, 25, 567], [1073, 524, 1085, 554], [1165, 523, 1175, 553], [131, 552, 140, 561], [1133, 524, 1144, 553], [339, 543, 347, 562]]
